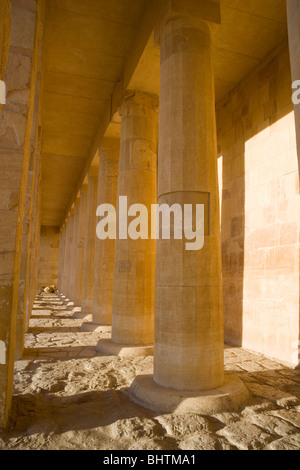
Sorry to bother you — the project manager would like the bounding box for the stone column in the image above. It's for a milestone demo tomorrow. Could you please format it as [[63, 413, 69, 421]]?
[[65, 209, 75, 302], [26, 149, 42, 327], [0, 0, 44, 430], [88, 139, 119, 332], [59, 222, 66, 296], [130, 0, 249, 413], [96, 92, 158, 356], [69, 198, 80, 305], [0, 0, 10, 115], [73, 185, 87, 307], [24, 131, 41, 328], [57, 226, 65, 293], [59, 223, 68, 297], [80, 165, 99, 325], [287, 0, 300, 175], [15, 160, 33, 360]]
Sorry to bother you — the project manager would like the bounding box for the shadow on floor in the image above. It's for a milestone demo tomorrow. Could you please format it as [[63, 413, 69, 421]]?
[[5, 389, 179, 451], [28, 327, 85, 334], [23, 346, 98, 361]]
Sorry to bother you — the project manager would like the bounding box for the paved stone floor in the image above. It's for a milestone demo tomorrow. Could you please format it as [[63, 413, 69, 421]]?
[[0, 292, 299, 450]]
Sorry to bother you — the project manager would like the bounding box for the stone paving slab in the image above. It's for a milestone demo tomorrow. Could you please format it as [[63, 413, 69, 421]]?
[[0, 292, 299, 451]]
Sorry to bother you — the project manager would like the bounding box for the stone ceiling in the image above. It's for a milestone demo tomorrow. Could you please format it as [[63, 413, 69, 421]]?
[[40, 0, 288, 227]]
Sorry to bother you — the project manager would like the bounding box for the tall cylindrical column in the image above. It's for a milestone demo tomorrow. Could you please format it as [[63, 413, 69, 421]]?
[[61, 214, 72, 298], [81, 165, 99, 315], [57, 226, 66, 293], [73, 186, 87, 306], [92, 139, 120, 326], [67, 207, 76, 301], [154, 15, 224, 391], [97, 91, 158, 356], [130, 3, 249, 414]]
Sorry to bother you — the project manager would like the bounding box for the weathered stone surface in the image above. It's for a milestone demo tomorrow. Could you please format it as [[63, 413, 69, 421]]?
[[0, 0, 43, 430], [264, 433, 300, 451], [92, 140, 119, 326], [247, 383, 299, 407], [110, 91, 158, 349], [80, 165, 99, 316], [1, 292, 300, 450], [154, 9, 224, 393], [217, 421, 274, 450], [37, 227, 59, 290], [248, 413, 297, 437], [156, 413, 216, 437], [217, 43, 300, 366], [269, 409, 300, 428]]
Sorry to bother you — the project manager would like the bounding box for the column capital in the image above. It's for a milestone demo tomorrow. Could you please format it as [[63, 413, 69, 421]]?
[[155, 0, 221, 43], [120, 90, 159, 117]]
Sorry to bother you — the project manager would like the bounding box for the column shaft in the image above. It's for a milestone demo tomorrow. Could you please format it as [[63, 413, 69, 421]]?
[[57, 227, 65, 292], [65, 210, 75, 300], [154, 15, 224, 391], [93, 139, 120, 325], [69, 200, 80, 302], [111, 91, 158, 346], [62, 217, 71, 297], [0, 0, 43, 429], [73, 187, 87, 306], [81, 165, 99, 314]]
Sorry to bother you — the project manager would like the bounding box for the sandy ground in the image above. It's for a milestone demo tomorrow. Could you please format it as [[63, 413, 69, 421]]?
[[0, 292, 300, 451]]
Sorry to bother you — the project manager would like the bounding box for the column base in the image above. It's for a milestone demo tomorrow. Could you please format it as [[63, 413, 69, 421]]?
[[65, 301, 75, 309], [96, 338, 154, 358], [71, 308, 87, 318], [129, 373, 250, 415], [80, 322, 111, 333]]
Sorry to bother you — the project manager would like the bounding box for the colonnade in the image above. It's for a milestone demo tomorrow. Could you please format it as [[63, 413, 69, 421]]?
[[57, 1, 249, 414], [1, 0, 299, 432]]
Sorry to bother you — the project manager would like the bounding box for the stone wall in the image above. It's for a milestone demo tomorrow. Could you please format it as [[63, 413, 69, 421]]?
[[287, 0, 300, 176], [37, 226, 59, 289], [0, 0, 44, 430], [216, 41, 300, 366]]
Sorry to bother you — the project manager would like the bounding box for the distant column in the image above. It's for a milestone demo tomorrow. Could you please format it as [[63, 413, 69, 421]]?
[[90, 139, 120, 331], [0, 0, 43, 430], [73, 186, 88, 307], [60, 217, 70, 298], [96, 91, 158, 356], [65, 208, 75, 301], [81, 165, 99, 316], [69, 198, 80, 304]]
